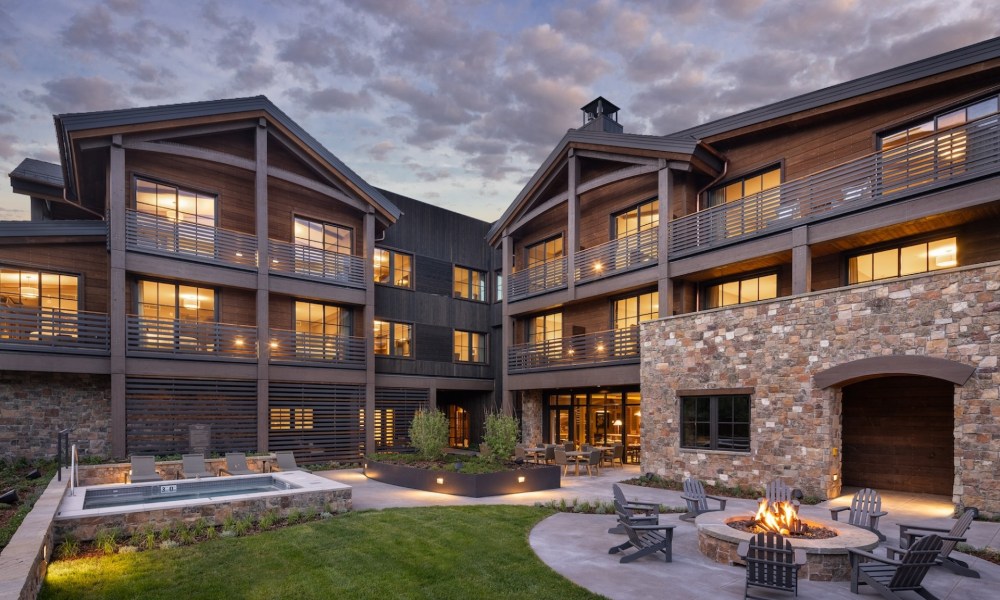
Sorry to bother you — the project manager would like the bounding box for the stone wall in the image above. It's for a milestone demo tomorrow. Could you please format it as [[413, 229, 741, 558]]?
[[0, 372, 111, 462], [640, 261, 1000, 515], [520, 390, 543, 445]]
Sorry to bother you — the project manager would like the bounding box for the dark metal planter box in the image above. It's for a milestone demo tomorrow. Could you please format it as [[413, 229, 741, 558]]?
[[364, 460, 561, 497]]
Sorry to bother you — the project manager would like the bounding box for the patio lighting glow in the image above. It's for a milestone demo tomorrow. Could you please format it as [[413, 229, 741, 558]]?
[[436, 477, 444, 485], [235, 251, 243, 257], [269, 340, 278, 349], [593, 261, 603, 272], [234, 337, 244, 347], [517, 476, 525, 483], [596, 343, 605, 352]]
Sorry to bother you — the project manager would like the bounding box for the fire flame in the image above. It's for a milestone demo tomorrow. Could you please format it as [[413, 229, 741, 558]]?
[[754, 500, 800, 536]]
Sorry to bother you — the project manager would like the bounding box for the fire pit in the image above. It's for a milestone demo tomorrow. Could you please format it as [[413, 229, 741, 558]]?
[[696, 505, 879, 581]]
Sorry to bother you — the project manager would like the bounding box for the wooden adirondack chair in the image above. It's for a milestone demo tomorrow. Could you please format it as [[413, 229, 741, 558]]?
[[738, 532, 806, 599], [612, 508, 675, 564], [608, 483, 659, 539], [680, 478, 727, 522], [760, 479, 801, 513], [893, 508, 979, 578], [830, 487, 888, 541], [849, 533, 943, 599]]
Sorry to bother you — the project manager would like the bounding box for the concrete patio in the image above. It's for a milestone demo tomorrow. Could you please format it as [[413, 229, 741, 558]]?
[[321, 465, 1000, 599]]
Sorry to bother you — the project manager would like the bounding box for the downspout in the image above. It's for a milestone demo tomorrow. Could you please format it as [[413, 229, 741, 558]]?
[[693, 139, 729, 210]]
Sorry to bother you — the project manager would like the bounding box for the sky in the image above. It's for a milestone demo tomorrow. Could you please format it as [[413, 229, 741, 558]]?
[[0, 0, 996, 223]]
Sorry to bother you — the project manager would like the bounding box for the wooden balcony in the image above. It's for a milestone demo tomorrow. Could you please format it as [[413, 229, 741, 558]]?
[[508, 327, 639, 373], [268, 328, 366, 368], [268, 239, 367, 289], [508, 256, 567, 301], [669, 115, 1000, 258], [0, 306, 109, 354], [574, 227, 658, 284], [126, 315, 257, 359], [126, 209, 258, 269]]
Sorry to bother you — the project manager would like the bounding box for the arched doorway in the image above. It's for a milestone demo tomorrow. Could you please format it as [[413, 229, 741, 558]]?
[[841, 376, 954, 495]]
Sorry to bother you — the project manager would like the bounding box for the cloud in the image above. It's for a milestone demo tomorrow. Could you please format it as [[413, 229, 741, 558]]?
[[20, 77, 131, 114], [0, 134, 18, 159], [367, 141, 395, 161], [506, 24, 611, 85], [276, 25, 376, 76], [214, 17, 262, 70], [289, 87, 373, 112], [60, 5, 187, 58]]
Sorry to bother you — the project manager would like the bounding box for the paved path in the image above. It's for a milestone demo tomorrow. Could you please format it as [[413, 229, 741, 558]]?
[[319, 466, 1000, 599]]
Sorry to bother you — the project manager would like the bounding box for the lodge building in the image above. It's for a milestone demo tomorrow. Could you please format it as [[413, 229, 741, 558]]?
[[3, 38, 999, 513]]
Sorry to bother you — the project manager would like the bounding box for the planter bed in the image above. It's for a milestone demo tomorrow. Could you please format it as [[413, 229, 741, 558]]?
[[364, 460, 560, 497]]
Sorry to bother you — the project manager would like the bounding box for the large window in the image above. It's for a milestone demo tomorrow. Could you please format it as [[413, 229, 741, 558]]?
[[135, 178, 216, 255], [528, 312, 562, 344], [526, 236, 563, 267], [294, 216, 352, 256], [374, 319, 412, 357], [612, 291, 658, 329], [614, 199, 659, 238], [453, 330, 486, 363], [848, 236, 957, 284], [681, 395, 750, 452], [495, 271, 503, 302], [0, 268, 78, 312], [294, 301, 351, 359], [706, 167, 781, 237], [453, 266, 486, 301], [448, 405, 470, 448], [705, 273, 778, 309], [706, 167, 780, 208], [374, 248, 413, 289], [137, 280, 216, 350]]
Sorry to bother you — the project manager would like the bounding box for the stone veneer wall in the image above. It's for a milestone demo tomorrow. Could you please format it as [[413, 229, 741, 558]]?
[[0, 372, 111, 461], [640, 261, 1000, 515], [520, 390, 543, 446]]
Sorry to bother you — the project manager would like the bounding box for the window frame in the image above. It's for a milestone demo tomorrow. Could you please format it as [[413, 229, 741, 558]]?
[[0, 264, 82, 312], [453, 329, 487, 364], [294, 300, 352, 338], [133, 175, 219, 225], [611, 289, 659, 330], [704, 165, 782, 210], [453, 265, 487, 302], [524, 234, 564, 269], [293, 214, 354, 257], [702, 271, 779, 309], [679, 394, 751, 453], [527, 311, 562, 344], [135, 278, 218, 323], [374, 247, 414, 289], [845, 233, 959, 285], [876, 93, 1000, 150], [612, 198, 659, 239], [373, 318, 414, 358]]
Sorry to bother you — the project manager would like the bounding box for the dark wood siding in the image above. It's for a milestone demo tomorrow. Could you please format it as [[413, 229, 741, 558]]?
[[842, 376, 954, 495], [268, 382, 365, 462], [267, 178, 364, 254], [578, 173, 657, 250], [0, 241, 108, 312]]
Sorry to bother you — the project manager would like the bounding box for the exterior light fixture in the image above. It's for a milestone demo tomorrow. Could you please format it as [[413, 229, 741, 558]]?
[[272, 258, 279, 264], [234, 337, 244, 347], [593, 261, 603, 272], [596, 343, 605, 352], [832, 474, 838, 481], [436, 477, 444, 485], [269, 340, 278, 349], [567, 349, 575, 356], [517, 476, 526, 483], [235, 251, 243, 257]]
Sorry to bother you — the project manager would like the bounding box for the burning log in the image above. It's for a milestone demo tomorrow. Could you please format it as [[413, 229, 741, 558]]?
[[754, 500, 802, 536]]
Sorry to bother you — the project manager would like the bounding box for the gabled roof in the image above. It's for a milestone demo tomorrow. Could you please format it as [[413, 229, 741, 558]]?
[[9, 158, 64, 187], [54, 95, 400, 221], [672, 36, 1000, 140]]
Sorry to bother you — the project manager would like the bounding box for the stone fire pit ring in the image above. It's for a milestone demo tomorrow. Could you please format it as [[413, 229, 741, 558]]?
[[695, 509, 880, 581]]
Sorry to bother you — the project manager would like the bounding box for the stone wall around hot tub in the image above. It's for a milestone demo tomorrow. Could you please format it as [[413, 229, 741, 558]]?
[[640, 261, 1000, 516]]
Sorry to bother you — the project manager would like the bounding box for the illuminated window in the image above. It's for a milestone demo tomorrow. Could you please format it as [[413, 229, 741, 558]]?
[[526, 236, 563, 267], [453, 330, 486, 363], [269, 407, 314, 430], [613, 291, 659, 329], [0, 267, 79, 339], [848, 237, 957, 284], [705, 274, 778, 309], [453, 266, 487, 301], [528, 312, 562, 344], [137, 280, 216, 350], [706, 167, 780, 208], [614, 199, 659, 238], [448, 405, 470, 448], [294, 301, 351, 359], [135, 178, 216, 255], [294, 216, 352, 255], [374, 319, 412, 357], [681, 395, 750, 452], [706, 167, 781, 237], [374, 248, 412, 288]]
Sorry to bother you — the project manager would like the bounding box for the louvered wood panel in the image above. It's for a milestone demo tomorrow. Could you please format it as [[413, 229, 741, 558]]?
[[268, 382, 365, 462], [125, 378, 257, 455], [374, 388, 430, 452]]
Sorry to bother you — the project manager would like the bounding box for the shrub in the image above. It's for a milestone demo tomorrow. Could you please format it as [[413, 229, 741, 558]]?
[[258, 511, 277, 530], [482, 412, 519, 462], [286, 509, 302, 525], [57, 535, 80, 559], [94, 528, 119, 556], [409, 409, 449, 460]]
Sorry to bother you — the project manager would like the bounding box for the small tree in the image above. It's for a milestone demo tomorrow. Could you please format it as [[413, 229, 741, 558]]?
[[482, 412, 519, 463], [409, 409, 449, 460]]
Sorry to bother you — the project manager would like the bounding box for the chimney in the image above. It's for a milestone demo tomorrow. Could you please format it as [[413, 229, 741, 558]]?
[[579, 96, 623, 134]]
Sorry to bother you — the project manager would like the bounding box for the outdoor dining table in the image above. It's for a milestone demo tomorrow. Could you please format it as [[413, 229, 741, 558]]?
[[523, 446, 546, 463], [565, 450, 590, 475]]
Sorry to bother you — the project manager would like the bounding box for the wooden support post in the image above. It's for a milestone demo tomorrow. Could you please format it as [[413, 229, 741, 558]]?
[[255, 118, 270, 453], [501, 233, 513, 416], [109, 134, 127, 458], [792, 226, 811, 295], [566, 151, 579, 298], [657, 162, 674, 316], [364, 210, 377, 451]]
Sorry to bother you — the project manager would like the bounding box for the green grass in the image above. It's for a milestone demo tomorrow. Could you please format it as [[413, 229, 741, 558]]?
[[40, 505, 605, 600]]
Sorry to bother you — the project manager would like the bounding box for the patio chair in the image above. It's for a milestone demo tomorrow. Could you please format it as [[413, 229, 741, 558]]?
[[608, 482, 658, 536], [582, 449, 601, 476], [680, 477, 727, 522], [219, 452, 254, 476], [893, 507, 979, 578], [128, 455, 162, 483], [554, 448, 573, 476], [543, 445, 556, 464], [608, 443, 625, 468], [181, 453, 216, 479], [830, 487, 888, 541], [613, 511, 675, 564], [738, 532, 806, 599], [272, 451, 302, 472], [514, 445, 527, 462], [849, 533, 942, 599], [563, 441, 575, 452], [761, 479, 800, 512]]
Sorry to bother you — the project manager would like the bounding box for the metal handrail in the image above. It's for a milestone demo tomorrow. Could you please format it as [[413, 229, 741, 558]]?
[[508, 255, 568, 301], [268, 328, 366, 367], [126, 315, 257, 358], [268, 238, 367, 289], [0, 306, 109, 353], [508, 326, 640, 373], [574, 227, 658, 283], [126, 208, 258, 268]]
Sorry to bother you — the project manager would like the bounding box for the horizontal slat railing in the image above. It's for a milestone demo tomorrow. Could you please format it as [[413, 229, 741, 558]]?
[[126, 209, 258, 268], [268, 329, 366, 368], [575, 227, 658, 283], [268, 239, 367, 289], [0, 306, 109, 353], [126, 315, 257, 359], [508, 327, 639, 373], [508, 256, 567, 301], [669, 115, 1000, 257]]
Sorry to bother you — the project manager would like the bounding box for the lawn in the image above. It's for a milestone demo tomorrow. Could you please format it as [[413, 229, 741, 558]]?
[[41, 505, 606, 600]]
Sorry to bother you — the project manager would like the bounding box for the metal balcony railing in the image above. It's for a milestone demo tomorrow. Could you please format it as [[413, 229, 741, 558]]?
[[126, 209, 258, 268], [126, 316, 257, 359], [268, 239, 367, 289], [575, 227, 658, 283], [508, 327, 639, 373], [0, 306, 109, 353], [669, 114, 1000, 257], [268, 328, 366, 368], [508, 256, 567, 301]]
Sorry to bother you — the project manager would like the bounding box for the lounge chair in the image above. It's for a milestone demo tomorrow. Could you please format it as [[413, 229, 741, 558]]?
[[608, 482, 659, 538], [272, 451, 302, 472], [849, 533, 942, 599], [739, 532, 806, 599], [128, 455, 162, 483], [830, 487, 887, 541], [760, 479, 800, 513], [893, 507, 979, 578], [613, 511, 675, 564], [219, 452, 254, 476], [181, 453, 216, 479], [680, 478, 727, 522]]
